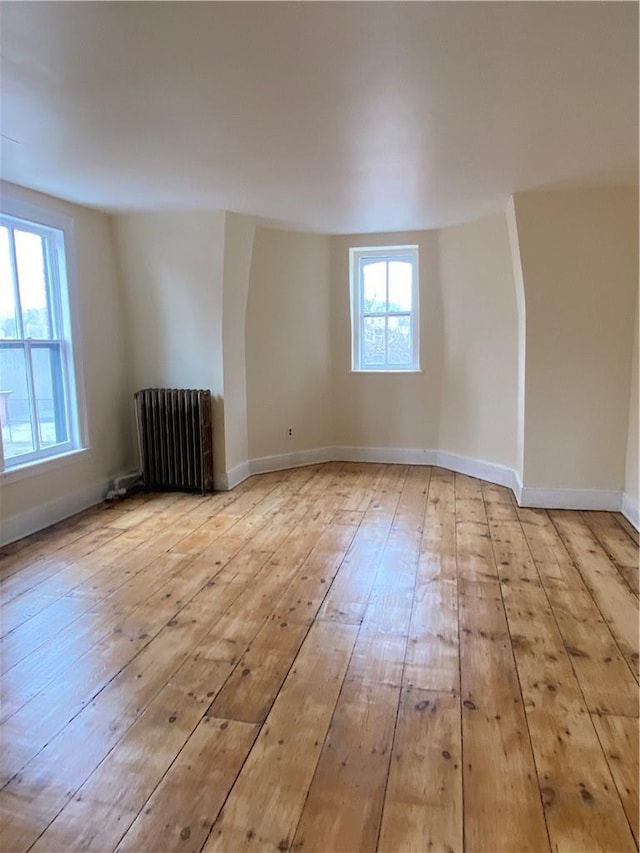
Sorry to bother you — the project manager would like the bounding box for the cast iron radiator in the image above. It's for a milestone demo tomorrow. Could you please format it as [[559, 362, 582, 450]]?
[[134, 388, 214, 495]]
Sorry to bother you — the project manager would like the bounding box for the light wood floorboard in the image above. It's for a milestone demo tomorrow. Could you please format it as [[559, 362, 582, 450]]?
[[0, 463, 637, 853]]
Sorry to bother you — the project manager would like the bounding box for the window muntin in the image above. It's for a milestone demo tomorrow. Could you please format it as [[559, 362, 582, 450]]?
[[0, 214, 80, 469], [350, 245, 419, 371]]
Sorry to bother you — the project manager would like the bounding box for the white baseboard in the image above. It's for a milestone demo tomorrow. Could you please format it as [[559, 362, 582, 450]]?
[[513, 469, 524, 504], [5, 450, 633, 543], [231, 446, 629, 516], [434, 450, 517, 491], [333, 446, 437, 466], [249, 446, 335, 477], [219, 460, 251, 491], [622, 491, 639, 531], [213, 472, 229, 491], [518, 486, 622, 512], [0, 478, 110, 546], [240, 445, 516, 494]]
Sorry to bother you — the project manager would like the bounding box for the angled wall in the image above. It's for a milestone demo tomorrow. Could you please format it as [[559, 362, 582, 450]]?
[[514, 187, 638, 498], [437, 213, 519, 471], [245, 228, 333, 463], [112, 211, 227, 480]]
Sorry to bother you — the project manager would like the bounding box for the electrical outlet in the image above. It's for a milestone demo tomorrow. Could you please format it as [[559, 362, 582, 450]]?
[[286, 427, 293, 439]]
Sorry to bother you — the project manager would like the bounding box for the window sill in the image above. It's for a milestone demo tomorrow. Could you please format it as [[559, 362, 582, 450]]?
[[1, 447, 91, 484], [349, 369, 423, 374]]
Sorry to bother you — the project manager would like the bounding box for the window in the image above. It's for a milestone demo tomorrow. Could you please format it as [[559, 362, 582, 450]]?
[[0, 208, 84, 471], [350, 245, 420, 372]]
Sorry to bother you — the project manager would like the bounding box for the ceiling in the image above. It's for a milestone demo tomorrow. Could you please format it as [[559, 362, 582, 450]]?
[[1, 2, 637, 234]]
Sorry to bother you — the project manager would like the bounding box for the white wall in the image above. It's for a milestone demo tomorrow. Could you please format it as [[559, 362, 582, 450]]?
[[330, 230, 443, 451], [437, 213, 519, 469], [112, 211, 227, 480], [245, 228, 333, 460], [1, 182, 132, 541], [514, 187, 638, 491], [624, 296, 639, 522]]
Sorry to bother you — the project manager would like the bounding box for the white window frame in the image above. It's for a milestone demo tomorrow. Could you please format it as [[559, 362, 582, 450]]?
[[350, 244, 420, 372], [0, 193, 88, 475]]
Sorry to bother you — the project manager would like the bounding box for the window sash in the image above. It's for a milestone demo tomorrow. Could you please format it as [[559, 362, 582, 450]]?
[[351, 246, 419, 371], [1, 218, 63, 341], [0, 215, 77, 469], [0, 341, 74, 465]]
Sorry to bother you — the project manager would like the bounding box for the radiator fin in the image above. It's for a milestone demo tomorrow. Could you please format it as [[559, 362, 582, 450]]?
[[134, 388, 214, 495]]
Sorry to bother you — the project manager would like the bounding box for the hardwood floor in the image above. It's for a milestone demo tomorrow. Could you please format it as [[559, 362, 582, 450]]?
[[0, 462, 638, 853]]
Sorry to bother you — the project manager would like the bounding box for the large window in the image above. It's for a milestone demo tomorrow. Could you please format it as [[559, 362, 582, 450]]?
[[350, 245, 420, 372], [0, 210, 83, 470]]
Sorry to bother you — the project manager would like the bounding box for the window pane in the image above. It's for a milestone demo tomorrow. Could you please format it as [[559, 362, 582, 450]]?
[[388, 315, 411, 365], [0, 343, 35, 458], [362, 261, 386, 313], [388, 261, 412, 312], [15, 230, 52, 339], [363, 316, 386, 366], [32, 344, 68, 448], [0, 227, 18, 339]]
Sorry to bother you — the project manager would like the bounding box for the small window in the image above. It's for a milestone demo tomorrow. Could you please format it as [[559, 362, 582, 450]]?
[[350, 245, 420, 372], [0, 211, 83, 470]]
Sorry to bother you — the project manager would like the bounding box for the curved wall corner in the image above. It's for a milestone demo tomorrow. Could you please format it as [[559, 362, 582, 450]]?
[[505, 196, 527, 491], [222, 212, 256, 478]]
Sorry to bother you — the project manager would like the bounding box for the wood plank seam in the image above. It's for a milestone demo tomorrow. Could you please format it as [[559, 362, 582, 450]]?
[[546, 511, 639, 682], [112, 470, 360, 851], [580, 511, 639, 598], [454, 478, 465, 853], [512, 505, 638, 849], [0, 472, 338, 821], [286, 466, 414, 853], [374, 466, 433, 853], [483, 496, 555, 853], [146, 467, 375, 851]]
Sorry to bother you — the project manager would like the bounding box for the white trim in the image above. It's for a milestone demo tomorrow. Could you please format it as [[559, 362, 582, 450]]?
[[333, 445, 437, 466], [518, 486, 622, 511], [243, 445, 514, 491], [512, 469, 524, 504], [350, 245, 420, 372], [249, 446, 335, 476], [225, 460, 251, 490], [435, 450, 517, 490], [3, 445, 630, 542], [214, 460, 252, 491], [0, 477, 109, 545], [214, 471, 230, 491], [0, 188, 90, 463], [0, 447, 91, 484], [622, 491, 639, 531], [233, 446, 627, 515]]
